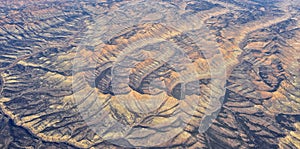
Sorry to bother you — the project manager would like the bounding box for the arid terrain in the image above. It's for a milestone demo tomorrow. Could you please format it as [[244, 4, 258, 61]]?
[[0, 0, 299, 148]]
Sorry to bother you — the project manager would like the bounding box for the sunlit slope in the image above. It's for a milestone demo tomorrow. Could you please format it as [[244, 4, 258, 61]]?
[[0, 0, 299, 148]]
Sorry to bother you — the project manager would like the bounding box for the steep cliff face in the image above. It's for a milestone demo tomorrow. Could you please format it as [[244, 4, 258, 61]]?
[[0, 0, 299, 148]]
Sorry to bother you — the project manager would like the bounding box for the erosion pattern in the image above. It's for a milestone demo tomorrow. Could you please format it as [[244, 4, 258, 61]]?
[[0, 0, 299, 148]]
